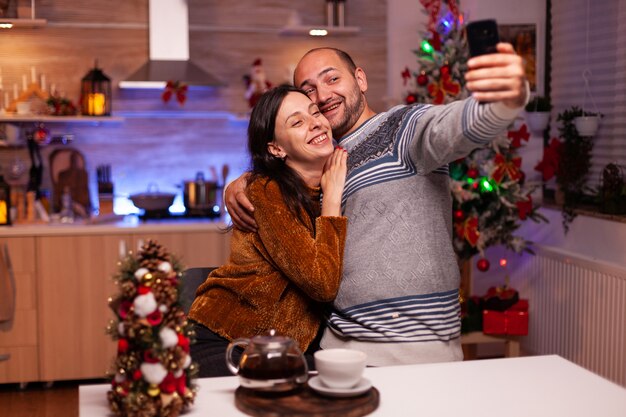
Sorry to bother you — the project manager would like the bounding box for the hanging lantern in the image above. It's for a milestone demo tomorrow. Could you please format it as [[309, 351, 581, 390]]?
[[80, 61, 112, 116]]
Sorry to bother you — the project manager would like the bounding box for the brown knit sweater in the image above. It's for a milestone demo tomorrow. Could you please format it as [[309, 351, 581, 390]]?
[[188, 177, 347, 351]]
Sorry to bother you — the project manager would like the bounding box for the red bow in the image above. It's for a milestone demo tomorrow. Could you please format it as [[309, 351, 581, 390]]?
[[162, 80, 188, 105], [516, 196, 533, 220], [507, 124, 530, 148], [401, 67, 411, 85], [427, 70, 461, 104], [492, 153, 523, 184], [455, 216, 480, 247], [534, 138, 562, 181]]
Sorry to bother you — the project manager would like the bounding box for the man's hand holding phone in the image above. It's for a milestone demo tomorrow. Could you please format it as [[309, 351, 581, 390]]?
[[465, 19, 527, 108]]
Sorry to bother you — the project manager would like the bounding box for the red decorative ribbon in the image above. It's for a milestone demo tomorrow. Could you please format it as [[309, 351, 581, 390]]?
[[534, 138, 562, 181], [427, 70, 461, 104], [162, 80, 188, 105], [420, 0, 442, 31], [455, 216, 480, 247], [401, 67, 411, 85], [507, 124, 530, 148], [492, 153, 523, 184]]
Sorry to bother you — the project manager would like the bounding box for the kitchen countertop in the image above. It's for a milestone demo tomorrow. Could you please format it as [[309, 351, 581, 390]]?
[[0, 215, 230, 237]]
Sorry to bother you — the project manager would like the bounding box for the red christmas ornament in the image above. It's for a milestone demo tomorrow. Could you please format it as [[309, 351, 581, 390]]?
[[137, 285, 151, 295], [440, 65, 450, 77], [178, 334, 190, 353], [118, 338, 129, 353], [454, 209, 465, 222], [417, 72, 428, 86], [466, 168, 479, 179], [405, 94, 418, 104], [33, 124, 50, 145], [146, 310, 163, 326], [477, 258, 490, 272]]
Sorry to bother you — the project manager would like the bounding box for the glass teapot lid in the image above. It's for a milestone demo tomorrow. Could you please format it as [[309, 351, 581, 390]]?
[[249, 329, 294, 349]]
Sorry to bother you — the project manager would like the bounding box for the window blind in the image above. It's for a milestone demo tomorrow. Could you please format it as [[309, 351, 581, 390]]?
[[550, 0, 626, 186]]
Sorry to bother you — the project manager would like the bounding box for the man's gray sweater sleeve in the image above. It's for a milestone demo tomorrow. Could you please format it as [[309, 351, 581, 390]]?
[[408, 98, 524, 174]]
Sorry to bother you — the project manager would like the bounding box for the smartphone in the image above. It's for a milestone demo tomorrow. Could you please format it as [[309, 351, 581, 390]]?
[[466, 19, 500, 57]]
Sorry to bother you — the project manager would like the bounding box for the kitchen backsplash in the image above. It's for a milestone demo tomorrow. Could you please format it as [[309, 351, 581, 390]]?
[[0, 0, 386, 215]]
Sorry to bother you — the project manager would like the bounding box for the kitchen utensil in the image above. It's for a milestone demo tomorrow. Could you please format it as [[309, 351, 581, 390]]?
[[129, 183, 176, 212], [226, 329, 308, 392], [221, 164, 229, 187], [181, 172, 218, 215]]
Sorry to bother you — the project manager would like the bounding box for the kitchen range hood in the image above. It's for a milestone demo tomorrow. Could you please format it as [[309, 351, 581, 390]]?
[[119, 0, 223, 89]]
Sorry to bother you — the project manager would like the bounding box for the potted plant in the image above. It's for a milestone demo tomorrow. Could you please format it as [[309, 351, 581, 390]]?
[[574, 109, 602, 137], [599, 163, 626, 215], [524, 96, 552, 133], [555, 106, 595, 231]]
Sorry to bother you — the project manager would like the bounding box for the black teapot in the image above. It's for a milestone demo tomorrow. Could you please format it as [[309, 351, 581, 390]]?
[[225, 330, 308, 392]]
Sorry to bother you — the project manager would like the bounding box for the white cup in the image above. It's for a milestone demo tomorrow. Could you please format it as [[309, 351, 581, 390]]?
[[314, 348, 367, 389]]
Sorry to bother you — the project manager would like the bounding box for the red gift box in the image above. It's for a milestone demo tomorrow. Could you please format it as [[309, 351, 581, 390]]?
[[482, 299, 529, 336]]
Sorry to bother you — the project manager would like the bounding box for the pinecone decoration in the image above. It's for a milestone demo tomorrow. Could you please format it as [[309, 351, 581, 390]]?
[[139, 240, 170, 270], [108, 240, 196, 417]]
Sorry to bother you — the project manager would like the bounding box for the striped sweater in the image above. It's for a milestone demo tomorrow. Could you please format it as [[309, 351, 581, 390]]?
[[320, 98, 523, 366]]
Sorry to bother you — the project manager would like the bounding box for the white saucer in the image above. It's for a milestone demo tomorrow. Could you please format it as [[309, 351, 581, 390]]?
[[308, 376, 372, 398]]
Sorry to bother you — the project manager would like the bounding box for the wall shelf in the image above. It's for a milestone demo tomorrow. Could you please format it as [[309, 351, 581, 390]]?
[[0, 18, 47, 28], [0, 114, 124, 125], [279, 25, 360, 37], [115, 110, 249, 123]]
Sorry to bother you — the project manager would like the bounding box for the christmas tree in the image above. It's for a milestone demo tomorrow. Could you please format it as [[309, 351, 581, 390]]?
[[403, 0, 546, 272], [107, 240, 197, 417]]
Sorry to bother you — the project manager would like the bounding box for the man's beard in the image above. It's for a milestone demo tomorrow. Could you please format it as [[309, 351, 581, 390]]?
[[331, 85, 366, 140]]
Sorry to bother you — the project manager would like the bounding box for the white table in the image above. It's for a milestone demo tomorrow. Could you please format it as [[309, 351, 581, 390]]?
[[80, 355, 626, 417]]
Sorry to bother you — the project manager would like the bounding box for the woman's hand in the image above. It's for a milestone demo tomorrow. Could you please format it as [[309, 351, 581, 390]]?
[[320, 148, 348, 217]]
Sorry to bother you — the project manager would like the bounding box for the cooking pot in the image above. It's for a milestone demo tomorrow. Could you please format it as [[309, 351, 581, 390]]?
[[129, 183, 176, 212], [182, 172, 218, 214]]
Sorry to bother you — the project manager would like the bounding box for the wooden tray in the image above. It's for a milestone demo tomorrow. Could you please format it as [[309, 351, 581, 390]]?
[[235, 383, 380, 417]]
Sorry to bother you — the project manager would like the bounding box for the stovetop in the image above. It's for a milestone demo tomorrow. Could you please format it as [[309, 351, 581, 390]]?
[[139, 208, 221, 222]]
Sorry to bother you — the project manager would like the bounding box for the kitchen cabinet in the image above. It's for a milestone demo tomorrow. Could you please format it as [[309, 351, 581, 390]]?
[[0, 237, 39, 384], [131, 229, 231, 269], [36, 233, 130, 381], [27, 224, 231, 382]]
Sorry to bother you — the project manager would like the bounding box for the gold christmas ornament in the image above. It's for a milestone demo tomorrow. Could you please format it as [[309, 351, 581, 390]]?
[[142, 272, 155, 286], [147, 384, 160, 397]]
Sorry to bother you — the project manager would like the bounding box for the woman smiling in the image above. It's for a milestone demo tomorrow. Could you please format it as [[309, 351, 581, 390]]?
[[188, 85, 348, 377]]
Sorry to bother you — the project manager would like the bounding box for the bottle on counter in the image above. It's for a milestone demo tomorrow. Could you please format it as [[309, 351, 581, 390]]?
[[59, 186, 75, 224], [0, 174, 11, 226]]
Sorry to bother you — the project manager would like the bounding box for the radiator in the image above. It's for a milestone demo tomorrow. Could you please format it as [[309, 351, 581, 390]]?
[[516, 245, 626, 387]]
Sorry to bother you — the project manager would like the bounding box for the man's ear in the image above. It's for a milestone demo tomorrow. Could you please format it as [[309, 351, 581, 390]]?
[[355, 67, 368, 93], [267, 142, 286, 159]]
